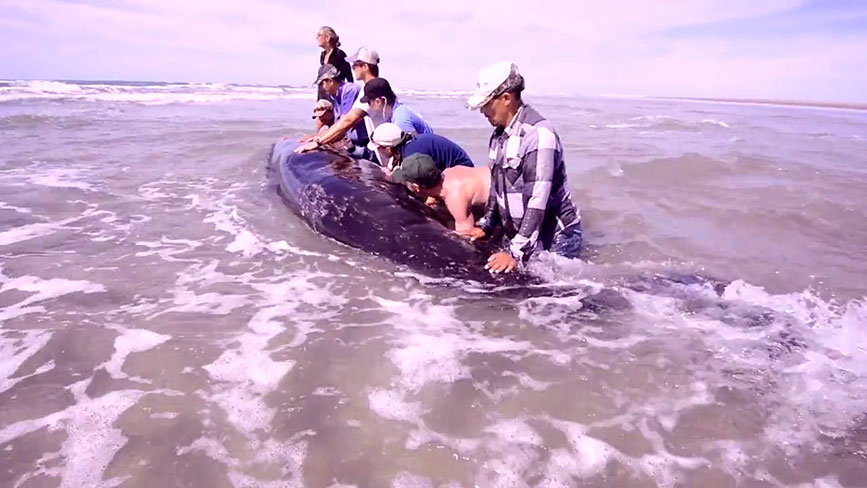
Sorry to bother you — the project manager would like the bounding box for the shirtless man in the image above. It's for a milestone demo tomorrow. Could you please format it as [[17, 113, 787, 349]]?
[[391, 153, 491, 233]]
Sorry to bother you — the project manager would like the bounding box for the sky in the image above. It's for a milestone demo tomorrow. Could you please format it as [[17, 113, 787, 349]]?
[[1, 0, 866, 102]]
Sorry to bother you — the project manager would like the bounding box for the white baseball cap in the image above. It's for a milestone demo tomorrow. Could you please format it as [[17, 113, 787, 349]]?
[[349, 46, 380, 65], [366, 123, 404, 152], [466, 61, 524, 110]]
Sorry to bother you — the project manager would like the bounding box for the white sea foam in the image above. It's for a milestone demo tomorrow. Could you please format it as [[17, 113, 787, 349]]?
[[0, 329, 53, 393], [0, 201, 32, 214], [0, 379, 146, 488], [103, 326, 171, 380], [0, 80, 312, 105], [0, 268, 106, 323], [28, 168, 95, 190], [373, 293, 531, 391], [0, 218, 77, 247], [176, 435, 307, 488], [202, 272, 344, 438], [368, 389, 423, 423], [391, 471, 434, 488]]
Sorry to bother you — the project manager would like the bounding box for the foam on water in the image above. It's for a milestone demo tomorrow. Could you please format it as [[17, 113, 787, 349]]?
[[0, 201, 32, 214], [0, 80, 313, 105], [176, 436, 307, 488], [102, 326, 171, 381], [373, 293, 532, 392], [0, 217, 78, 247], [27, 168, 95, 191], [0, 379, 147, 488], [0, 329, 53, 393], [0, 267, 106, 323], [391, 471, 435, 488]]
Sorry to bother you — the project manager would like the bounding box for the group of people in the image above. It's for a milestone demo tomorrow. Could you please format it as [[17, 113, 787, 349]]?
[[299, 26, 582, 274]]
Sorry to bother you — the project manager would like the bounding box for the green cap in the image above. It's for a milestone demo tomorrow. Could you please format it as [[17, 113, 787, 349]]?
[[392, 153, 442, 187]]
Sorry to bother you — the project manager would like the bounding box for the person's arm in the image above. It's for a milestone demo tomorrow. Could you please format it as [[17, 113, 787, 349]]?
[[508, 127, 556, 261], [296, 108, 364, 152], [445, 193, 474, 233], [462, 164, 499, 239]]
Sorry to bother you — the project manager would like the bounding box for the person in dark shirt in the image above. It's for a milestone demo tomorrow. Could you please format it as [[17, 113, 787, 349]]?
[[316, 26, 352, 100], [367, 123, 473, 172]]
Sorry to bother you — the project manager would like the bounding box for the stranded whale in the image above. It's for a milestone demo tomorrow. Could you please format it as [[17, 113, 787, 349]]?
[[268, 139, 530, 285]]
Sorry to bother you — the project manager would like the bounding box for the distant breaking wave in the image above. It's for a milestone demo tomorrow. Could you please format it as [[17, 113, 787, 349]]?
[[0, 80, 470, 105], [0, 80, 311, 105]]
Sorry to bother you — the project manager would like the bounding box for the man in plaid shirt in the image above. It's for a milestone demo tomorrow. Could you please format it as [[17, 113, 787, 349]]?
[[464, 62, 583, 274]]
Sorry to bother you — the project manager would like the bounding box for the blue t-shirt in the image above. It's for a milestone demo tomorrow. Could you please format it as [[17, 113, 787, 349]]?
[[330, 82, 368, 143], [401, 134, 474, 170], [391, 102, 433, 135]]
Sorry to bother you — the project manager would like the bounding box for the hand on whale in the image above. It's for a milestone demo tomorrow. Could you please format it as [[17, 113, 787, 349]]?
[[458, 227, 487, 242], [294, 140, 320, 153], [486, 251, 518, 274]]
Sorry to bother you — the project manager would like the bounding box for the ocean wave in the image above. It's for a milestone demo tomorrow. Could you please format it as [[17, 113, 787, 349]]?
[[0, 79, 479, 105], [0, 79, 313, 105], [604, 115, 731, 131]]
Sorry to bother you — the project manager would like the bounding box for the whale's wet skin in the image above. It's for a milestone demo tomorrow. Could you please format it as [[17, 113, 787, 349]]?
[[1, 81, 867, 487]]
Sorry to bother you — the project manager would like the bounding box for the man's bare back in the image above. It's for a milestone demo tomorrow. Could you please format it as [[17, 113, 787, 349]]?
[[439, 166, 491, 232]]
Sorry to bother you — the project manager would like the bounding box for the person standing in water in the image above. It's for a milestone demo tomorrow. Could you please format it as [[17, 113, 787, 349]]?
[[464, 62, 583, 274], [316, 26, 352, 100]]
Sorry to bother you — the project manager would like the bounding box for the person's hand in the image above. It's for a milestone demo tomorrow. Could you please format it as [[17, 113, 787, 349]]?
[[294, 139, 320, 154], [485, 251, 518, 274], [299, 134, 317, 143], [424, 196, 438, 207], [457, 227, 487, 241]]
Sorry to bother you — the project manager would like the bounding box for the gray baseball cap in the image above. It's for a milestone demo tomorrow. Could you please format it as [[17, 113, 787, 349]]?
[[313, 64, 340, 85]]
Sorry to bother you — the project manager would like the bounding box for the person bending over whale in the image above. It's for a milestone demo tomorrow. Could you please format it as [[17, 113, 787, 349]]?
[[360, 78, 432, 135], [392, 153, 491, 233], [367, 123, 472, 172], [312, 99, 335, 133], [464, 62, 583, 274], [314, 64, 366, 147], [297, 46, 381, 155]]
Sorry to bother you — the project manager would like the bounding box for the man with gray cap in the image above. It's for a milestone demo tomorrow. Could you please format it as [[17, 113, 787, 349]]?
[[313, 64, 367, 145], [297, 46, 381, 156], [464, 62, 582, 274]]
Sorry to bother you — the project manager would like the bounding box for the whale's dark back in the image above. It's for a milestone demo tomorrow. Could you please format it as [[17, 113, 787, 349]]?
[[269, 139, 529, 285]]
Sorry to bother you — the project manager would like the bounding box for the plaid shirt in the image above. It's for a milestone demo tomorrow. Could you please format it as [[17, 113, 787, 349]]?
[[478, 105, 580, 261]]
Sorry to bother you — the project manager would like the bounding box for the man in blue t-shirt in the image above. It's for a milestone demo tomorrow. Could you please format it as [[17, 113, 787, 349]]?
[[359, 78, 433, 135], [315, 64, 368, 145], [367, 123, 472, 171]]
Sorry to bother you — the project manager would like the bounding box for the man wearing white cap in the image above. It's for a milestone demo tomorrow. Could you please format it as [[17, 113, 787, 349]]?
[[464, 62, 582, 274], [367, 123, 472, 172], [297, 46, 381, 155]]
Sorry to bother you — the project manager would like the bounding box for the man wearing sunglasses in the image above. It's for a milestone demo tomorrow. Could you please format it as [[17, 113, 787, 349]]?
[[464, 62, 583, 274]]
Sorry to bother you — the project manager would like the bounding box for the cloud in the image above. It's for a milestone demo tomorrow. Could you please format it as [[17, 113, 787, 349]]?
[[1, 0, 865, 101]]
